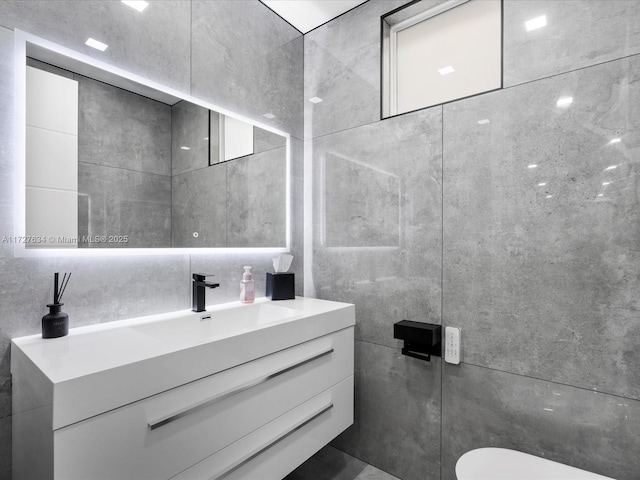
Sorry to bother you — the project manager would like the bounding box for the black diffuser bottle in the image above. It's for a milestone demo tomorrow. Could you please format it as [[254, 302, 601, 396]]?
[[42, 272, 71, 339]]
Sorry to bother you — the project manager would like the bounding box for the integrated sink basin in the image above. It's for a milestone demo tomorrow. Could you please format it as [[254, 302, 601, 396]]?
[[131, 301, 302, 344]]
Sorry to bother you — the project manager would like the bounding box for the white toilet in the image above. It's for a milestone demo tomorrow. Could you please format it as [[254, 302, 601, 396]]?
[[455, 448, 616, 480]]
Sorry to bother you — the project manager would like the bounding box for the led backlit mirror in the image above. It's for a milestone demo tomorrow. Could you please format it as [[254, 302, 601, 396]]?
[[17, 31, 290, 254]]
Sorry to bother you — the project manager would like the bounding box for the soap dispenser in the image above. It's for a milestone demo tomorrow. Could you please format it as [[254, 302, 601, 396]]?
[[240, 266, 255, 304]]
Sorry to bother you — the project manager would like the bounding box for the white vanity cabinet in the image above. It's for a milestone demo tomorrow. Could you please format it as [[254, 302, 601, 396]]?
[[12, 297, 355, 480]]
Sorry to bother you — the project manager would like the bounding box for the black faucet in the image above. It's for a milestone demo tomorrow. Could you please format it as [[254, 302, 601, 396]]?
[[192, 273, 220, 312]]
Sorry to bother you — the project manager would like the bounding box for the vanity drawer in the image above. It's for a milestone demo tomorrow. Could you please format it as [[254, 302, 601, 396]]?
[[172, 375, 354, 480], [54, 327, 354, 480]]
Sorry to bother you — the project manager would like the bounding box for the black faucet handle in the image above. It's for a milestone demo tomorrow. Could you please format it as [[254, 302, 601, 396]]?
[[193, 273, 214, 282]]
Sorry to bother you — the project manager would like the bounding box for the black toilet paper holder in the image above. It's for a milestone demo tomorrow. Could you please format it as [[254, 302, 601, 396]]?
[[393, 320, 441, 362]]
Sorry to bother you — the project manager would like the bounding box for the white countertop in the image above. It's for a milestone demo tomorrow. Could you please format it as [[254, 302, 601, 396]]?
[[12, 296, 355, 429]]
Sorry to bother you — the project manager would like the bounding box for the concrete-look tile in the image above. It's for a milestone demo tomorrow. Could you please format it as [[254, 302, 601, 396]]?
[[0, 345, 9, 423], [311, 108, 442, 348], [504, 0, 640, 87], [303, 0, 419, 139], [285, 445, 401, 480], [0, 0, 191, 93], [191, 0, 303, 138], [0, 254, 190, 336], [171, 163, 227, 248], [171, 101, 212, 176], [254, 126, 286, 155], [78, 75, 172, 177], [0, 415, 10, 480], [443, 55, 640, 400], [78, 163, 171, 248], [354, 466, 401, 480], [331, 341, 440, 480], [284, 445, 368, 480], [226, 147, 287, 248], [442, 363, 640, 480]]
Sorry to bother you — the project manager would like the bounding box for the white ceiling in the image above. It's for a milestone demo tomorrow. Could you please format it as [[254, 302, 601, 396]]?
[[262, 0, 368, 33]]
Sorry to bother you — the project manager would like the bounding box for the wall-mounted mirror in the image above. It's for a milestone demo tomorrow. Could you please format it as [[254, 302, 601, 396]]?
[[17, 31, 290, 254]]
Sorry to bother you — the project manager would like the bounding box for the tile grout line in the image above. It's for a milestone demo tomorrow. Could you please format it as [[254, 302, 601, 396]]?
[[306, 49, 640, 145], [355, 337, 640, 404], [440, 103, 444, 480], [460, 359, 640, 404]]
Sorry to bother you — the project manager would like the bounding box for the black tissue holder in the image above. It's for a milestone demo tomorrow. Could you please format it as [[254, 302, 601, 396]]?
[[266, 272, 295, 300], [393, 320, 441, 362]]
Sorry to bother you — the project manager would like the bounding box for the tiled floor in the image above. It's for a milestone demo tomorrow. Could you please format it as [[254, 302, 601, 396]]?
[[285, 446, 400, 480]]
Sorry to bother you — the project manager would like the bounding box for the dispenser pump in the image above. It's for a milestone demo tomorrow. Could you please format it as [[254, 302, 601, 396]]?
[[243, 266, 252, 281], [240, 266, 255, 304]]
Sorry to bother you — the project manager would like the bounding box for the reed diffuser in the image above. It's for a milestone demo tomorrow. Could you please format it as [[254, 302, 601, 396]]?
[[42, 272, 71, 338]]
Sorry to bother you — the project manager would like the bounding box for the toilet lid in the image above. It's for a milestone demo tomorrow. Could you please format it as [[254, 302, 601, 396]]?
[[455, 448, 615, 480]]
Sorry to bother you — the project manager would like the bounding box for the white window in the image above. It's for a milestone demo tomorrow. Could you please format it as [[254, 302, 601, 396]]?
[[382, 0, 502, 117]]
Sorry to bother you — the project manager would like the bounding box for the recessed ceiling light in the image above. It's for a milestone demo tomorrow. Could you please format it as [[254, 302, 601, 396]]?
[[545, 195, 553, 199], [262, 113, 276, 119], [602, 181, 611, 186], [528, 164, 538, 169], [121, 0, 149, 12], [477, 119, 490, 125], [438, 65, 455, 76], [604, 165, 617, 171], [608, 138, 621, 144], [180, 146, 190, 150], [538, 182, 547, 186], [308, 96, 323, 104], [556, 96, 573, 108], [85, 38, 108, 51], [525, 15, 547, 32], [597, 193, 604, 197]]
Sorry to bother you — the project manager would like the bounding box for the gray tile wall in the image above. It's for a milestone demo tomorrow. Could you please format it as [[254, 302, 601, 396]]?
[[307, 0, 640, 479], [171, 163, 228, 248], [191, 0, 303, 138], [226, 146, 288, 248], [171, 101, 211, 176], [76, 74, 173, 248], [0, 1, 302, 477], [309, 105, 443, 480]]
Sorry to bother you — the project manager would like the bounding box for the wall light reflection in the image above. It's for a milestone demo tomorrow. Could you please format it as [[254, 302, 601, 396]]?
[[525, 15, 547, 32], [121, 0, 149, 12], [85, 38, 108, 51]]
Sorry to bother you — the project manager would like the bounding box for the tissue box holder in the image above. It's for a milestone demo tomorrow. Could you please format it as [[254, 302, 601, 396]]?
[[266, 272, 295, 300]]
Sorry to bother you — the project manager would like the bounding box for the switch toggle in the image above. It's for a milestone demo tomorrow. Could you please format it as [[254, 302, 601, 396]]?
[[444, 327, 461, 364]]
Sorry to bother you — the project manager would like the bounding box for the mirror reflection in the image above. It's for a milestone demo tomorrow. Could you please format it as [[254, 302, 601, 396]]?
[[24, 54, 287, 250]]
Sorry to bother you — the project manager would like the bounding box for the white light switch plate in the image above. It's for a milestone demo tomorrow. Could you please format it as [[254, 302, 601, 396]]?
[[444, 327, 461, 364]]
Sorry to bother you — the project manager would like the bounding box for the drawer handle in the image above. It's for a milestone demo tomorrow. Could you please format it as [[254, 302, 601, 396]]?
[[148, 347, 334, 431], [210, 401, 334, 480]]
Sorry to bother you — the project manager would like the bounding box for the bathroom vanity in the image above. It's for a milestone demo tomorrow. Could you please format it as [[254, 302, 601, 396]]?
[[12, 297, 355, 480]]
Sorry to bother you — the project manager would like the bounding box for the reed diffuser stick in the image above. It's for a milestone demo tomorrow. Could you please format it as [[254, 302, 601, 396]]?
[[54, 272, 59, 304], [58, 273, 71, 303]]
